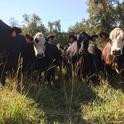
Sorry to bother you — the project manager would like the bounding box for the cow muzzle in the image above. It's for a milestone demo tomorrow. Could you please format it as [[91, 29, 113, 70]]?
[[37, 53, 44, 58], [112, 49, 121, 56]]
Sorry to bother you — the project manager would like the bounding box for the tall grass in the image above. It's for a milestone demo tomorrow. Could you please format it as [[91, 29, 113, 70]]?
[[0, 78, 46, 124], [1, 73, 124, 124], [82, 81, 124, 124]]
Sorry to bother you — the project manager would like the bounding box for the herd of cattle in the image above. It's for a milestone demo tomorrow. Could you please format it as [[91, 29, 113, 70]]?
[[0, 19, 124, 85]]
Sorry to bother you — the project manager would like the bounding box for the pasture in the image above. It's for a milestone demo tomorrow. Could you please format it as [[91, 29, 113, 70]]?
[[0, 0, 124, 123], [1, 72, 124, 124]]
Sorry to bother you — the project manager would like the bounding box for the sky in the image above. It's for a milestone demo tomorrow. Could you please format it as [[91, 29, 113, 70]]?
[[0, 0, 88, 32]]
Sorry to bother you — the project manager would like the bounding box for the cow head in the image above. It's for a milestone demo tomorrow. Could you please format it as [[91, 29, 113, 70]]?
[[33, 32, 46, 58], [77, 32, 91, 54], [110, 28, 124, 56]]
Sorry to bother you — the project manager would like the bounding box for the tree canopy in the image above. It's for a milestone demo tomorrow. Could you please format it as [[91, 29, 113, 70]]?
[[22, 14, 47, 36], [68, 0, 124, 34], [6, 0, 124, 46]]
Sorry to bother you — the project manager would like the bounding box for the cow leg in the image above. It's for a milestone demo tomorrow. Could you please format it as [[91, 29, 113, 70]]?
[[38, 70, 43, 81], [104, 64, 113, 79], [47, 69, 55, 80], [0, 74, 5, 86], [0, 65, 6, 86], [45, 69, 52, 87], [64, 61, 72, 78], [45, 68, 56, 88]]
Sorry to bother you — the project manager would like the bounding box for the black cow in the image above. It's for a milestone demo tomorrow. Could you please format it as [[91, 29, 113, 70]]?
[[0, 24, 26, 84], [88, 35, 103, 72], [33, 32, 62, 82], [0, 21, 62, 85], [66, 32, 101, 81]]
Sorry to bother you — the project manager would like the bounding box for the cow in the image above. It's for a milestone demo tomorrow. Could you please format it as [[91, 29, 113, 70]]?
[[33, 32, 62, 83], [0, 21, 62, 86], [109, 28, 124, 56], [66, 32, 100, 81], [88, 35, 103, 73], [0, 20, 25, 85], [0, 21, 58, 86], [22, 34, 36, 74], [102, 28, 124, 77], [16, 32, 62, 84]]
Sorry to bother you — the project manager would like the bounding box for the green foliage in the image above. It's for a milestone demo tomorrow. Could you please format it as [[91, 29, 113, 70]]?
[[68, 19, 90, 34], [116, 1, 124, 28], [48, 20, 61, 32], [46, 20, 68, 47], [9, 17, 18, 27], [88, 0, 124, 32], [0, 87, 46, 124], [54, 32, 68, 47], [22, 14, 47, 36], [68, 0, 124, 34]]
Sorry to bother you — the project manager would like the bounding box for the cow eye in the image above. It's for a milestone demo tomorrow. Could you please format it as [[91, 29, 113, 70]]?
[[35, 38, 39, 44]]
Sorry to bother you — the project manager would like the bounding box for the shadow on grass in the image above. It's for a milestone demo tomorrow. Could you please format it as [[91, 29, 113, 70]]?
[[101, 66, 124, 92], [109, 79, 124, 92], [22, 76, 101, 124]]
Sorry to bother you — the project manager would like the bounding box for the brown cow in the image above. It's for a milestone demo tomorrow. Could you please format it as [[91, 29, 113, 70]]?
[[102, 43, 112, 65], [102, 28, 124, 74]]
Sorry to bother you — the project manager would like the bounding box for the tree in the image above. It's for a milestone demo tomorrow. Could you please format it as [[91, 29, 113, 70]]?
[[48, 21, 54, 32], [68, 19, 91, 34], [9, 17, 18, 27], [87, 0, 124, 33], [22, 14, 47, 36], [115, 1, 124, 28], [54, 20, 61, 32], [48, 20, 61, 32]]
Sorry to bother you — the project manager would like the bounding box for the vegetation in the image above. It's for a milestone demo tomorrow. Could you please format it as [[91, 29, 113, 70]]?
[[2, 0, 124, 123], [1, 75, 124, 124], [0, 79, 46, 124], [8, 0, 124, 47], [22, 14, 47, 36], [82, 81, 124, 124], [69, 0, 124, 34]]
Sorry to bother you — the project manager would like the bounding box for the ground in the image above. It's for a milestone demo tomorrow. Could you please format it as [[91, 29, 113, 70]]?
[[1, 75, 124, 124]]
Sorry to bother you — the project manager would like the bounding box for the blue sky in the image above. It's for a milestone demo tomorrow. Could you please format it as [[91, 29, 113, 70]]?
[[0, 0, 88, 31]]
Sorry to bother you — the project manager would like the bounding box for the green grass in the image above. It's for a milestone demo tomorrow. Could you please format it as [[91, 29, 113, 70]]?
[[1, 76, 124, 124], [82, 81, 124, 124], [0, 80, 46, 124]]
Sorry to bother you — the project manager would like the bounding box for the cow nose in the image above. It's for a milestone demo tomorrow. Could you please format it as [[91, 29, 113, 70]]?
[[37, 53, 43, 58], [79, 50, 83, 55], [35, 38, 39, 43], [112, 50, 121, 56]]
